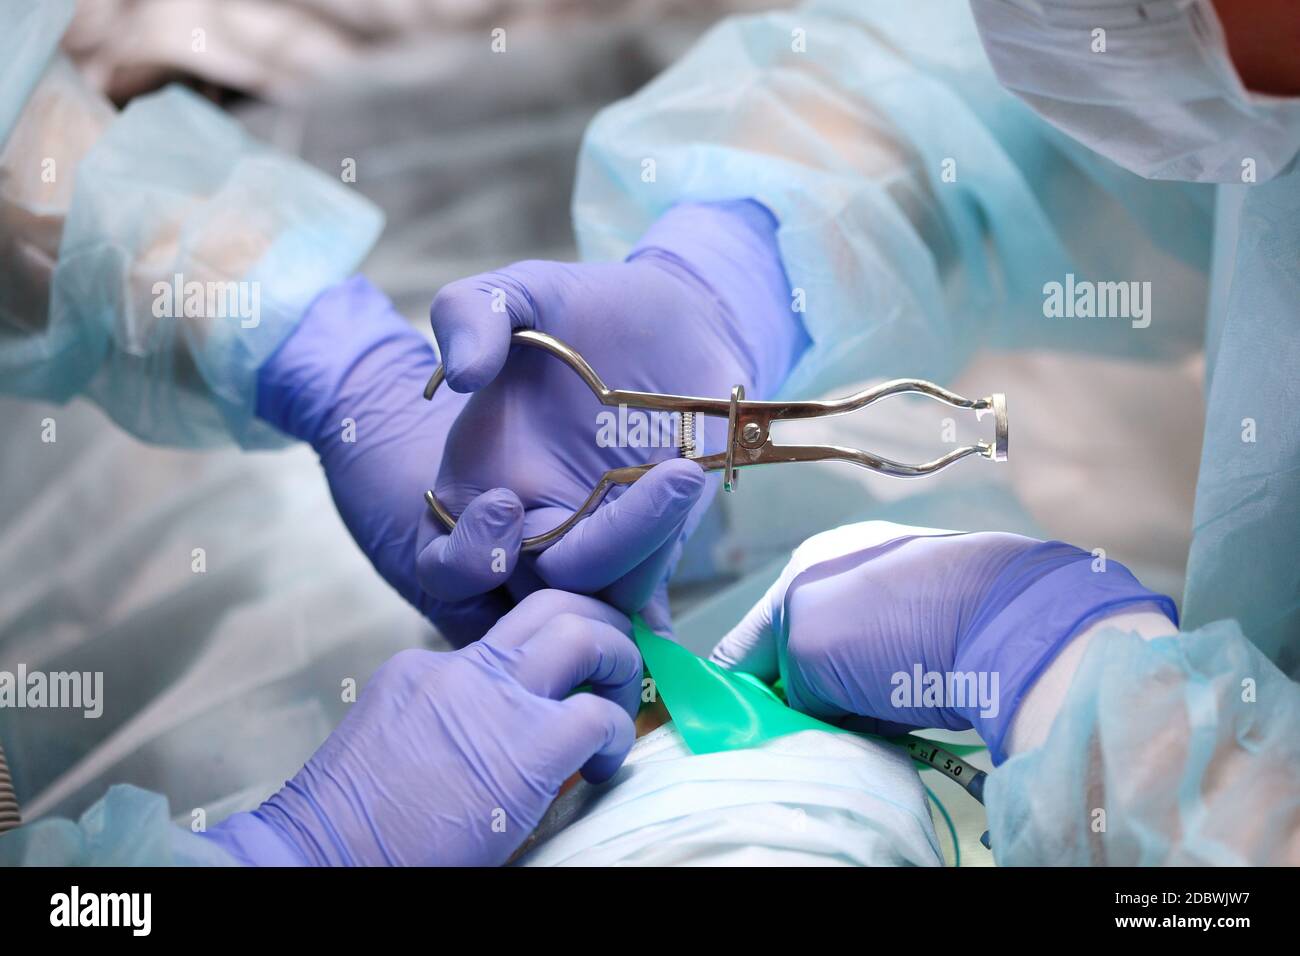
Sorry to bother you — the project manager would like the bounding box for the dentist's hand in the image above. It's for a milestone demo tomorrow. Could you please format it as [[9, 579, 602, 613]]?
[[423, 200, 807, 641], [710, 522, 1177, 762], [255, 276, 706, 647], [258, 201, 804, 647], [201, 591, 640, 866]]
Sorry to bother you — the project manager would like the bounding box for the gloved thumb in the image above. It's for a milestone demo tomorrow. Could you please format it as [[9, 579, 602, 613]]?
[[709, 580, 782, 683], [546, 693, 637, 785], [533, 458, 705, 597], [417, 488, 524, 603], [711, 522, 956, 679], [637, 582, 675, 638], [429, 262, 566, 392]]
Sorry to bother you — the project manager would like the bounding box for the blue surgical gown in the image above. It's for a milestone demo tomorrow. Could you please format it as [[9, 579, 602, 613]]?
[[0, 0, 382, 448]]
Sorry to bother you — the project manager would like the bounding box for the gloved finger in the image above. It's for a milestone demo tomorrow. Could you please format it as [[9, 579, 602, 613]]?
[[546, 692, 637, 785], [502, 553, 549, 606], [781, 656, 854, 721], [599, 512, 689, 621], [606, 466, 717, 622], [533, 458, 705, 595], [482, 589, 630, 651], [637, 582, 674, 637], [508, 613, 643, 720], [709, 582, 780, 681], [425, 589, 515, 650], [417, 488, 524, 603], [428, 262, 565, 392]]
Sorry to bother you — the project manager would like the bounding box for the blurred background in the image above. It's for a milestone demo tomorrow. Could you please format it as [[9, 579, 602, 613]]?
[[62, 0, 785, 319]]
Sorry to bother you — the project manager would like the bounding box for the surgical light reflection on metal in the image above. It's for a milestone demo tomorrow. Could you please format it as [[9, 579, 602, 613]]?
[[423, 330, 1008, 551]]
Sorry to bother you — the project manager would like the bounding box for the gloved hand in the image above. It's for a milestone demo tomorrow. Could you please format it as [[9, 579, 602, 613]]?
[[200, 591, 641, 866], [425, 199, 808, 638], [710, 522, 1178, 762], [258, 200, 805, 645], [256, 276, 708, 646]]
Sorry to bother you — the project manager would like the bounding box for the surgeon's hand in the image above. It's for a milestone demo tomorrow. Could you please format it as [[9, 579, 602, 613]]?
[[710, 522, 1177, 762], [424, 200, 806, 639], [256, 276, 705, 646], [201, 591, 640, 866], [258, 200, 803, 646]]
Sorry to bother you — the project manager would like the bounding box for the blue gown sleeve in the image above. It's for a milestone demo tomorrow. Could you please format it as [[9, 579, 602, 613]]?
[[0, 0, 383, 448], [986, 620, 1300, 865], [0, 784, 242, 866]]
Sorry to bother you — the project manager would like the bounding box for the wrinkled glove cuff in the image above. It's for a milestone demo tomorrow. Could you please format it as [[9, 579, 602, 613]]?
[[256, 275, 431, 449], [199, 809, 312, 867], [954, 541, 1178, 764]]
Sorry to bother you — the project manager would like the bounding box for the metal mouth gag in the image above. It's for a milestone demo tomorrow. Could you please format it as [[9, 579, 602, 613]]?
[[423, 330, 1008, 552]]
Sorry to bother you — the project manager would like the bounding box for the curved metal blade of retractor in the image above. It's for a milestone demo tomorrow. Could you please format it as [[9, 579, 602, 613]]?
[[686, 441, 995, 479]]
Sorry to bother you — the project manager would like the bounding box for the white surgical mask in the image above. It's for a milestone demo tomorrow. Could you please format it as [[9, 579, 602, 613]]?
[[969, 0, 1300, 182]]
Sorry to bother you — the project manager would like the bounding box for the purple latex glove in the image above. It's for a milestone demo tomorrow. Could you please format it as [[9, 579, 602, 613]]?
[[257, 276, 710, 646], [711, 522, 1177, 762], [258, 201, 803, 646], [200, 591, 640, 866], [422, 199, 807, 639]]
